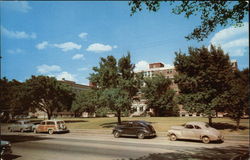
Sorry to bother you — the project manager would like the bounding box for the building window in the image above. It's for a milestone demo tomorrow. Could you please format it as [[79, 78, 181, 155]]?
[[139, 106, 144, 112]]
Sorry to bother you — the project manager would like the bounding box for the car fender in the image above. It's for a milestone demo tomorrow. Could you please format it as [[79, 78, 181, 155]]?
[[168, 129, 181, 138]]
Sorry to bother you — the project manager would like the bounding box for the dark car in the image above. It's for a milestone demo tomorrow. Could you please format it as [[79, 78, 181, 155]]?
[[1, 140, 12, 157], [112, 120, 156, 139]]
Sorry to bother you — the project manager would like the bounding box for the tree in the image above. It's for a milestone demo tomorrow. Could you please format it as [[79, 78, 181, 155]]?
[[71, 89, 98, 117], [142, 74, 177, 116], [100, 88, 131, 123], [89, 53, 138, 124], [0, 78, 24, 121], [129, 0, 249, 41], [219, 68, 249, 130], [174, 45, 234, 125], [24, 76, 75, 119]]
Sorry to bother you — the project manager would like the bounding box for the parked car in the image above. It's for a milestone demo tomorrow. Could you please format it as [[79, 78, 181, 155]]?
[[31, 121, 41, 132], [167, 121, 224, 143], [33, 120, 69, 134], [1, 140, 12, 157], [8, 120, 34, 132], [112, 120, 156, 139]]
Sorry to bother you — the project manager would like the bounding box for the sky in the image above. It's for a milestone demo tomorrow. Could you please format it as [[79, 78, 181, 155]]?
[[1, 1, 249, 85]]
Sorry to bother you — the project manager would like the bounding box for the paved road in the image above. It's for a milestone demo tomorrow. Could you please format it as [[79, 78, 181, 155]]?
[[2, 132, 249, 160]]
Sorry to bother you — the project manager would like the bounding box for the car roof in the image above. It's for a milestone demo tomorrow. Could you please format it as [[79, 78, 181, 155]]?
[[122, 120, 150, 124], [43, 120, 64, 122], [186, 121, 207, 126], [17, 120, 31, 122]]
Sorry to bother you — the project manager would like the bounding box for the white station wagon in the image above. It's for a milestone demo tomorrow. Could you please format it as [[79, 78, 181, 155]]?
[[167, 121, 224, 143]]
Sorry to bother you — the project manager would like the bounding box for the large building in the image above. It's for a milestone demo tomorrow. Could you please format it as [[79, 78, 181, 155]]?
[[132, 60, 238, 117]]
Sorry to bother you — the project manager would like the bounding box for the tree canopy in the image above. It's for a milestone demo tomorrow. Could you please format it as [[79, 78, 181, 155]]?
[[220, 68, 249, 129], [142, 74, 177, 116], [24, 76, 75, 119], [174, 45, 234, 125], [89, 53, 139, 123], [129, 0, 249, 41]]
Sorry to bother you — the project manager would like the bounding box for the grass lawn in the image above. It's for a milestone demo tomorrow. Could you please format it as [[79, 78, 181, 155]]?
[[60, 117, 249, 135]]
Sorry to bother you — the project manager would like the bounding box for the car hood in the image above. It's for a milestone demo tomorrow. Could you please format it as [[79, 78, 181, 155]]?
[[1, 140, 10, 146], [171, 126, 185, 130]]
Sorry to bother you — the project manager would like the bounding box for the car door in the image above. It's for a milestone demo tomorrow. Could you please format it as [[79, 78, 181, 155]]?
[[123, 122, 134, 135], [182, 124, 196, 139], [37, 121, 46, 132], [132, 122, 143, 135], [193, 125, 202, 139], [12, 122, 20, 131]]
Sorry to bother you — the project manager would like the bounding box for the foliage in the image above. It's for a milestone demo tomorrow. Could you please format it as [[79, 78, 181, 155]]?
[[71, 89, 97, 117], [174, 45, 234, 125], [129, 0, 249, 41], [142, 74, 177, 116], [0, 78, 24, 121], [218, 68, 249, 130], [24, 76, 75, 119], [89, 53, 139, 123]]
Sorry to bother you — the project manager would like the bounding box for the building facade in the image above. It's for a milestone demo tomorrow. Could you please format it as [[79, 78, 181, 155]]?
[[132, 60, 238, 117]]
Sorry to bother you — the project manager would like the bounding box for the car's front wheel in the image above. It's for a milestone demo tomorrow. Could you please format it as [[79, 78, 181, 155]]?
[[48, 129, 54, 135], [202, 136, 210, 144], [137, 132, 145, 139], [113, 131, 120, 138], [170, 134, 177, 141]]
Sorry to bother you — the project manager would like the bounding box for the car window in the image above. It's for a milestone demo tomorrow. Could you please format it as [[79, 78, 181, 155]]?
[[41, 122, 46, 125], [126, 122, 133, 127], [47, 121, 55, 125], [57, 121, 65, 125], [194, 125, 201, 129], [133, 123, 143, 127], [185, 124, 194, 129]]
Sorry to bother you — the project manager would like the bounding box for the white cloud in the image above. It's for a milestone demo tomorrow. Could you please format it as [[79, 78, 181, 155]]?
[[1, 26, 36, 39], [36, 41, 49, 50], [86, 43, 116, 53], [54, 42, 82, 52], [37, 64, 61, 74], [2, 1, 32, 13], [113, 45, 118, 49], [7, 48, 23, 54], [78, 32, 88, 39], [55, 72, 76, 81], [134, 60, 149, 71], [210, 22, 249, 57], [72, 54, 85, 60]]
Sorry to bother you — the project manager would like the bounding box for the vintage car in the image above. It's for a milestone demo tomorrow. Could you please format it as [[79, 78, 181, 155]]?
[[167, 121, 224, 143], [112, 120, 156, 139], [0, 140, 12, 157], [33, 120, 69, 134], [8, 120, 34, 132]]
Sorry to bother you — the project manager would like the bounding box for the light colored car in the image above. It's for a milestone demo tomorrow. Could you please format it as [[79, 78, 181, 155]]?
[[33, 120, 69, 134], [0, 140, 12, 157], [167, 121, 224, 143], [8, 120, 33, 132]]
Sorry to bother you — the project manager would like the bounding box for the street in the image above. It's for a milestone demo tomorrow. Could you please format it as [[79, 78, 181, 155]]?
[[2, 131, 249, 160]]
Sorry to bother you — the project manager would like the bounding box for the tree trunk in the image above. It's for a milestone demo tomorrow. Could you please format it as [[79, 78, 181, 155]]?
[[117, 111, 121, 124], [208, 116, 212, 126], [46, 109, 52, 120], [236, 119, 240, 130]]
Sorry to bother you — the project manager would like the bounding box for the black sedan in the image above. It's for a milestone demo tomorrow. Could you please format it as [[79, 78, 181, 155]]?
[[112, 120, 156, 139]]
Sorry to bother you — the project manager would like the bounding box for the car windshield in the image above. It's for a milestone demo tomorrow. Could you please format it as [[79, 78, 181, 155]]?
[[24, 121, 31, 124], [57, 121, 65, 125]]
